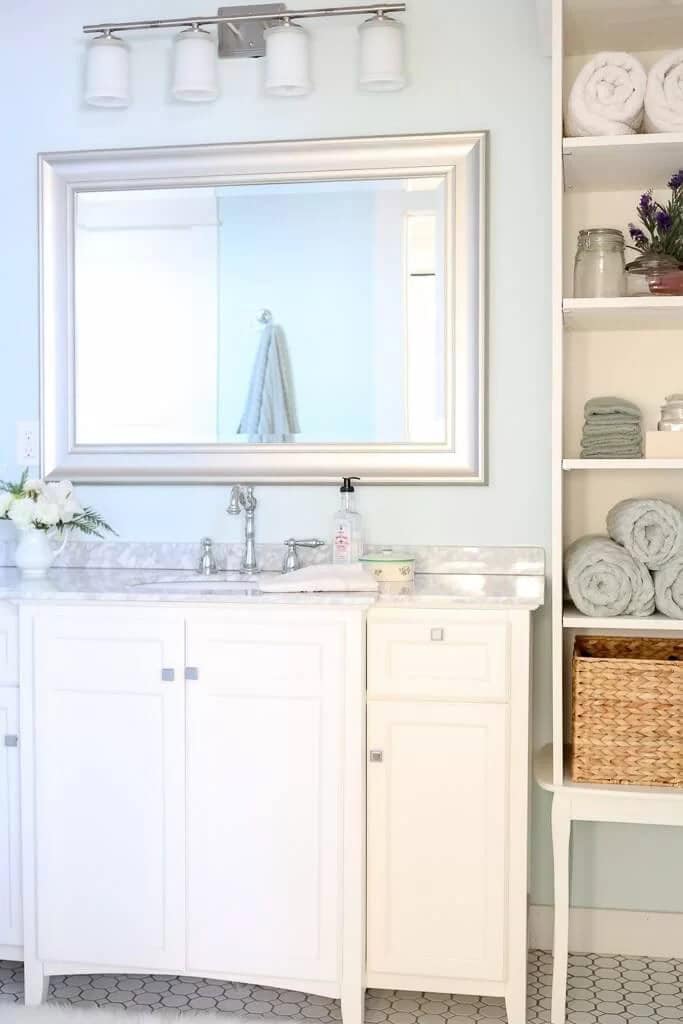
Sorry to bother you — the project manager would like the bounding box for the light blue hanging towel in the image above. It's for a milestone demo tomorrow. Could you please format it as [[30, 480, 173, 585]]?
[[237, 323, 300, 443]]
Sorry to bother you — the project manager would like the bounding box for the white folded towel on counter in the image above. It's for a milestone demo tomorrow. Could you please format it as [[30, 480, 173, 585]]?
[[645, 50, 683, 132], [566, 52, 646, 137], [259, 563, 379, 594]]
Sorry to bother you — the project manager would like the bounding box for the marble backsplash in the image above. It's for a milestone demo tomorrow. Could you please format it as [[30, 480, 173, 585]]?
[[0, 539, 545, 576]]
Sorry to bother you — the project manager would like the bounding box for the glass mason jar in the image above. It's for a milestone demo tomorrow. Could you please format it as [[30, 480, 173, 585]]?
[[573, 228, 626, 298]]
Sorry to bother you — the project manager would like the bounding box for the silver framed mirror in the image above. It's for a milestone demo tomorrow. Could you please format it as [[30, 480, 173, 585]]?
[[39, 132, 486, 483]]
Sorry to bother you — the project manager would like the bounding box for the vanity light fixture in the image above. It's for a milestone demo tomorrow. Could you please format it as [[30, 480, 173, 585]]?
[[264, 18, 311, 97], [84, 30, 130, 108], [82, 3, 407, 105], [358, 11, 405, 92], [173, 24, 219, 102]]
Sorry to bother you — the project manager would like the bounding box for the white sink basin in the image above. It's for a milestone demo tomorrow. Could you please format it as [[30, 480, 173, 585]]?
[[132, 572, 262, 594]]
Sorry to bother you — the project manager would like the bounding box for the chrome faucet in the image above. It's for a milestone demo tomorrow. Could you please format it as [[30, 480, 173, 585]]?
[[227, 485, 259, 575]]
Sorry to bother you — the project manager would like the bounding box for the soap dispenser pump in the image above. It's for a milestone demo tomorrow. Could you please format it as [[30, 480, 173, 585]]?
[[332, 477, 363, 565]]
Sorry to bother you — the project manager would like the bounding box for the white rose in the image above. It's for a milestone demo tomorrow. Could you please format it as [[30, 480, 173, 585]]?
[[59, 496, 82, 524], [44, 480, 73, 505], [23, 478, 45, 496], [0, 493, 13, 518], [8, 497, 38, 529], [34, 497, 62, 528]]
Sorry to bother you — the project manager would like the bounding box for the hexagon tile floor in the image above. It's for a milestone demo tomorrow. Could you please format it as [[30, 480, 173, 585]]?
[[2, 950, 683, 1022]]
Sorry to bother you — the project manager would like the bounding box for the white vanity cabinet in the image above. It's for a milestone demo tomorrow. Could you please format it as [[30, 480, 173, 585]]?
[[19, 602, 366, 1014], [0, 605, 21, 956], [366, 608, 532, 1024], [15, 577, 539, 1021]]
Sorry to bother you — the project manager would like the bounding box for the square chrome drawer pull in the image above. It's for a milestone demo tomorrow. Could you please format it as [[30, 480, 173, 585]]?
[[185, 667, 199, 681], [430, 628, 445, 642], [4, 735, 18, 748], [369, 750, 384, 763], [161, 668, 175, 682]]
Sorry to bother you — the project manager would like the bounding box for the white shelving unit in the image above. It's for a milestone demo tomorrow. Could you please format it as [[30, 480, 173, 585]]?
[[563, 458, 683, 469], [564, 296, 683, 331], [543, 1, 683, 1021]]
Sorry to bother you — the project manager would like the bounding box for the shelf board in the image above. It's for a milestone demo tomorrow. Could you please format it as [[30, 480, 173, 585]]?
[[563, 458, 683, 470], [563, 604, 683, 631], [564, 134, 683, 193], [534, 744, 683, 800], [564, 297, 683, 331]]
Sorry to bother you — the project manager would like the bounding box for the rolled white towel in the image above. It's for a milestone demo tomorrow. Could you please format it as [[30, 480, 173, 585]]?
[[566, 52, 646, 137], [645, 50, 683, 133]]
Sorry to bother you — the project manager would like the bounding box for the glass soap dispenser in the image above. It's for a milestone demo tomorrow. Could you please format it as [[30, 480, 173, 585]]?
[[332, 477, 363, 565]]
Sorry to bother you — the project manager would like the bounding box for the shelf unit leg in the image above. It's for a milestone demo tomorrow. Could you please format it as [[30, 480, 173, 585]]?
[[551, 793, 571, 1024]]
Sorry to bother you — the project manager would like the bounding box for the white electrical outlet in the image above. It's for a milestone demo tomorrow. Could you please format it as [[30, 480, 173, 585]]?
[[16, 421, 39, 466]]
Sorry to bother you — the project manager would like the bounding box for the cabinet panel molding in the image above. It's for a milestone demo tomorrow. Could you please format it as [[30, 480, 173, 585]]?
[[368, 609, 510, 702], [0, 686, 21, 947], [367, 699, 508, 983], [25, 607, 186, 970], [0, 607, 18, 684]]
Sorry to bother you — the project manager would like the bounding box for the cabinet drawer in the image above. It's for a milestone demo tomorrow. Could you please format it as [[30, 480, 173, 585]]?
[[0, 606, 18, 684], [367, 610, 510, 702]]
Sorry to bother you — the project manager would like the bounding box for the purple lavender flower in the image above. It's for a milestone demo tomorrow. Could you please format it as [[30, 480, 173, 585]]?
[[657, 209, 673, 233], [629, 223, 648, 245], [639, 192, 654, 214], [669, 170, 683, 190]]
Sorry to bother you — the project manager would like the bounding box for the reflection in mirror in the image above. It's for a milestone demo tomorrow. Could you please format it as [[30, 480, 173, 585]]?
[[74, 177, 446, 447]]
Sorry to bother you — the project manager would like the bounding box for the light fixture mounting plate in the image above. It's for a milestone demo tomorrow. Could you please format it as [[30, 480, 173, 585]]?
[[218, 3, 287, 59]]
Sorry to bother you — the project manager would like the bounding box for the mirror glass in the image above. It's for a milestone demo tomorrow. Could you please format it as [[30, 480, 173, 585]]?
[[74, 176, 447, 447]]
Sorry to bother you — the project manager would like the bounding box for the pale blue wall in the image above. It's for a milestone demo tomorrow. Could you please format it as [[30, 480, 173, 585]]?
[[2, 0, 678, 917], [216, 190, 376, 442]]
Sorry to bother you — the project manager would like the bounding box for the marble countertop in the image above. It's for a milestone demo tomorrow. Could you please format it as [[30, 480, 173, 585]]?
[[0, 567, 544, 610]]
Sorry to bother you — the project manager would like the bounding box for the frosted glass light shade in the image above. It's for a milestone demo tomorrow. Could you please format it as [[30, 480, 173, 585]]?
[[85, 34, 130, 108], [173, 27, 219, 102], [264, 22, 311, 97], [359, 15, 406, 92]]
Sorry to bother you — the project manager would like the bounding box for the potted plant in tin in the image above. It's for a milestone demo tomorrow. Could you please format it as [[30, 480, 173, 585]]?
[[0, 472, 115, 578]]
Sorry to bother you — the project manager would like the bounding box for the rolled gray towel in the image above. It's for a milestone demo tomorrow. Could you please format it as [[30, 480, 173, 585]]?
[[565, 535, 654, 617], [654, 557, 683, 618], [607, 498, 683, 570]]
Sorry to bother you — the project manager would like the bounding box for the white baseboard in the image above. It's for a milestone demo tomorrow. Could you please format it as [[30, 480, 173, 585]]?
[[530, 904, 683, 958]]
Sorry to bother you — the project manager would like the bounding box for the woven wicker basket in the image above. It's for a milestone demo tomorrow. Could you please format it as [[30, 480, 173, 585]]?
[[571, 635, 683, 787]]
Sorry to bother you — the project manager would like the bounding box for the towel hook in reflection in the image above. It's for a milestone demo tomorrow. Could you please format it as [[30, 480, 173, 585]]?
[[257, 308, 273, 324]]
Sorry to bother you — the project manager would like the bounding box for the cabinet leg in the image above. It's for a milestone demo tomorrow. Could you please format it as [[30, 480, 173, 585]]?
[[23, 962, 49, 1006], [341, 983, 365, 1024], [551, 794, 571, 1024], [505, 979, 527, 1024]]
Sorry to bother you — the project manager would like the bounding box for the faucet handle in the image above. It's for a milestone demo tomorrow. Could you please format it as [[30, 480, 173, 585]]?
[[282, 538, 325, 574], [197, 537, 218, 576]]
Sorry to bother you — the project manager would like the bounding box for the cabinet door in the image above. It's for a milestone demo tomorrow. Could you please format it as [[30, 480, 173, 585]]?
[[0, 686, 21, 947], [29, 607, 185, 970], [186, 613, 344, 983], [367, 700, 507, 982]]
